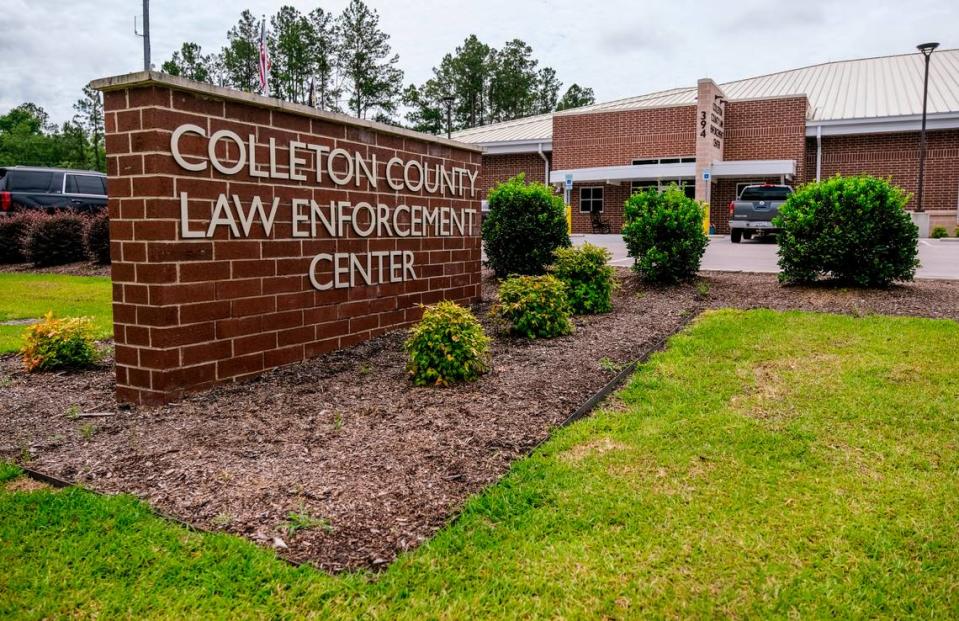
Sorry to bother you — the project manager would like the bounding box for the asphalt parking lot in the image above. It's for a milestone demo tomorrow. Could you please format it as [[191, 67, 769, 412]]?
[[575, 234, 959, 280]]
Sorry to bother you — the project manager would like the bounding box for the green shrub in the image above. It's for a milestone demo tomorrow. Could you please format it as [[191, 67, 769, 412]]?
[[84, 212, 111, 264], [549, 243, 615, 314], [0, 212, 37, 264], [930, 226, 948, 239], [775, 175, 918, 286], [492, 275, 572, 339], [21, 312, 101, 372], [622, 185, 708, 283], [405, 301, 490, 386], [23, 212, 88, 266], [482, 174, 570, 276]]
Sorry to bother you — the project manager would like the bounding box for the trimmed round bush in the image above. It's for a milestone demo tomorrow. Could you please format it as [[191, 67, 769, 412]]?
[[0, 212, 38, 264], [550, 242, 615, 314], [24, 212, 88, 267], [405, 301, 490, 386], [492, 274, 572, 339], [482, 174, 570, 276], [21, 312, 101, 372], [84, 212, 111, 264], [930, 226, 948, 239], [776, 175, 918, 287], [622, 185, 708, 283]]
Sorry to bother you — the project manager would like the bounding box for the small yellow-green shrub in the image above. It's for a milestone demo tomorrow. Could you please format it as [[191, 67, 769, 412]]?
[[492, 275, 572, 339], [405, 301, 490, 386], [550, 243, 615, 314], [21, 312, 101, 372]]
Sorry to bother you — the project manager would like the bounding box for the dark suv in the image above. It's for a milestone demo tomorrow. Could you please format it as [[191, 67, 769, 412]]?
[[0, 166, 107, 214]]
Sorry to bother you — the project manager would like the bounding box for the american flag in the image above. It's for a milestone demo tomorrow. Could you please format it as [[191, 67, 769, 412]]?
[[258, 17, 270, 94]]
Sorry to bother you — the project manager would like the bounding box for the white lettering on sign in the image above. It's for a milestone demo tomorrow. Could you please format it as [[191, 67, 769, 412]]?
[[170, 124, 478, 197], [308, 251, 416, 291], [171, 124, 477, 291]]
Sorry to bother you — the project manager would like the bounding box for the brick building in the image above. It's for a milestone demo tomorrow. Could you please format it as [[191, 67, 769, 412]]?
[[454, 50, 959, 236]]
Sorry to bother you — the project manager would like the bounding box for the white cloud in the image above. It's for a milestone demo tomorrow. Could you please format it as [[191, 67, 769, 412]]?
[[2, 0, 955, 124]]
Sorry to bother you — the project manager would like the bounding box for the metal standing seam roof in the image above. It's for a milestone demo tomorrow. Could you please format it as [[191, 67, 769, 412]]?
[[452, 49, 959, 145], [448, 112, 554, 145]]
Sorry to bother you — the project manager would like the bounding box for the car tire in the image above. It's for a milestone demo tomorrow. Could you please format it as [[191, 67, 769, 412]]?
[[730, 229, 742, 244], [743, 231, 753, 240]]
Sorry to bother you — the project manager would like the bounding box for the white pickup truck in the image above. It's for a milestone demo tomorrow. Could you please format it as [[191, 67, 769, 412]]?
[[728, 184, 793, 243]]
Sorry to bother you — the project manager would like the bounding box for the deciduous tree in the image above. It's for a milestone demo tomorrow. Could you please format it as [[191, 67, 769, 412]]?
[[0, 104, 93, 169]]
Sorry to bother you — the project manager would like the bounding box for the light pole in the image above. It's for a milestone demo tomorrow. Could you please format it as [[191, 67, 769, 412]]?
[[915, 41, 939, 213], [142, 0, 151, 72], [441, 96, 455, 139]]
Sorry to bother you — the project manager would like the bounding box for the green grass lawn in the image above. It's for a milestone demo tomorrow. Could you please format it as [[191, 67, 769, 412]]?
[[3, 309, 958, 619], [0, 273, 112, 354]]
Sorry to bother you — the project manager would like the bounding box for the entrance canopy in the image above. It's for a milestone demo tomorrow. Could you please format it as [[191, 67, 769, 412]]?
[[550, 159, 795, 185]]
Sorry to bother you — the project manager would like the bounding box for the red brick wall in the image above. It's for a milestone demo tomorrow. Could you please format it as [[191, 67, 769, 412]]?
[[569, 183, 630, 234], [710, 96, 808, 233], [554, 106, 696, 235], [555, 98, 808, 234], [806, 129, 959, 229], [478, 152, 549, 198], [479, 94, 959, 235], [553, 106, 697, 170], [100, 79, 482, 405]]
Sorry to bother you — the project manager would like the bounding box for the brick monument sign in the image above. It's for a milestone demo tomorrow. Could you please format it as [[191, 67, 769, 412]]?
[[91, 72, 483, 405]]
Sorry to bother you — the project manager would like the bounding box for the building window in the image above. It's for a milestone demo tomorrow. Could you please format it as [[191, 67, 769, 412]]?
[[580, 187, 604, 213], [632, 156, 695, 165], [630, 179, 696, 199], [631, 181, 658, 194]]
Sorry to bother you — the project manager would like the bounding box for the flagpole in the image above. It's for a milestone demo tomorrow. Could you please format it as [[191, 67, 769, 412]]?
[[258, 15, 269, 96]]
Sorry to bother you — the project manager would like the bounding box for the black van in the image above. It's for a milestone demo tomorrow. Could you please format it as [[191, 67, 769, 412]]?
[[0, 166, 107, 214]]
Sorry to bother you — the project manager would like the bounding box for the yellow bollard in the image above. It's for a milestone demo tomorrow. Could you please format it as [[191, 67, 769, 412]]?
[[702, 202, 711, 235], [566, 205, 572, 235]]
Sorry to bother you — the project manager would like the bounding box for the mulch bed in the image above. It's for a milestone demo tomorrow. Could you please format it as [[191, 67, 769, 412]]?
[[2, 270, 958, 572], [0, 262, 110, 277]]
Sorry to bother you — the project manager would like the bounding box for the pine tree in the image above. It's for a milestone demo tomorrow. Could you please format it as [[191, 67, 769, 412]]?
[[404, 35, 493, 134], [535, 67, 562, 114], [161, 42, 213, 83], [556, 84, 596, 111], [72, 85, 105, 171], [403, 83, 445, 134], [450, 35, 493, 128], [337, 0, 404, 120], [268, 6, 314, 103], [221, 10, 260, 92], [307, 7, 339, 110], [207, 52, 229, 87], [488, 40, 540, 122]]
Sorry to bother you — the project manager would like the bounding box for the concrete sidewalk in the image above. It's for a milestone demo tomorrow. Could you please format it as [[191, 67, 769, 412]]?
[[575, 234, 959, 280]]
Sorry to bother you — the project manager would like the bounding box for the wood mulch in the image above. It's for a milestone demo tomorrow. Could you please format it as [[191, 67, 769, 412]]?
[[1, 270, 957, 572], [0, 262, 110, 277]]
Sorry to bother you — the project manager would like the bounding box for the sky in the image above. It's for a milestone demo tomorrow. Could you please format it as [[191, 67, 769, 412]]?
[[2, 0, 956, 125]]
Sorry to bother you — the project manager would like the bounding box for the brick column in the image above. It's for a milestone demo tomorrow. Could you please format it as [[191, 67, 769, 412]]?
[[94, 72, 482, 405], [695, 79, 726, 212]]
